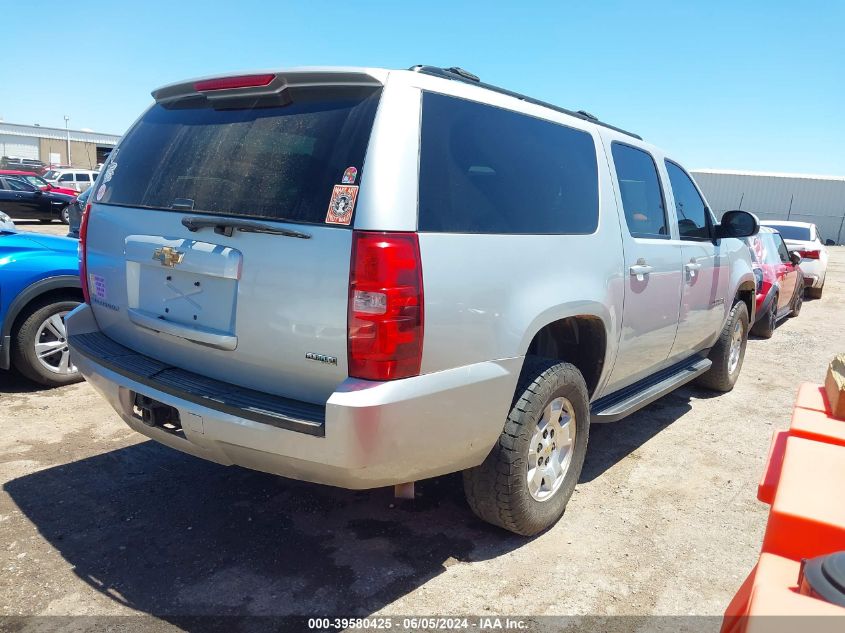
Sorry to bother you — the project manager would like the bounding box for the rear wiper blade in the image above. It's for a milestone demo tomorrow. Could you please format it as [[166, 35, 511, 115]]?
[[181, 216, 311, 239]]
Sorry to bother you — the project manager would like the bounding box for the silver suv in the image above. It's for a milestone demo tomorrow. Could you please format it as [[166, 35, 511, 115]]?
[[68, 66, 758, 535]]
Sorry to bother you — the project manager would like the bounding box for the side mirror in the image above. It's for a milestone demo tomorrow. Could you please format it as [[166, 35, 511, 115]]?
[[825, 239, 835, 246], [789, 251, 802, 266], [715, 210, 759, 239], [34, 189, 43, 196]]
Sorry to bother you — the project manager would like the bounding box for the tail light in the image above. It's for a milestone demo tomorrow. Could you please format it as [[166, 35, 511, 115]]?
[[348, 231, 424, 381], [79, 202, 91, 304], [798, 249, 820, 260]]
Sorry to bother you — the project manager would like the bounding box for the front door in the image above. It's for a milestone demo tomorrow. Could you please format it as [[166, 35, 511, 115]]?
[[0, 177, 43, 219], [604, 140, 683, 392], [665, 160, 726, 356], [772, 234, 797, 313]]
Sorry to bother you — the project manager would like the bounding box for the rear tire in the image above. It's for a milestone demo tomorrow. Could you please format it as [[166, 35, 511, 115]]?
[[11, 297, 82, 387], [463, 357, 590, 536], [696, 300, 749, 392], [806, 285, 823, 299], [750, 295, 776, 339]]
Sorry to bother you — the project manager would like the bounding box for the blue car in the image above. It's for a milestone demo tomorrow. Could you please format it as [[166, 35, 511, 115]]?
[[0, 226, 83, 386]]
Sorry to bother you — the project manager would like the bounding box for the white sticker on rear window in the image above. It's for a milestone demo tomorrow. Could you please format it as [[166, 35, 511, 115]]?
[[89, 274, 107, 300], [96, 184, 106, 201]]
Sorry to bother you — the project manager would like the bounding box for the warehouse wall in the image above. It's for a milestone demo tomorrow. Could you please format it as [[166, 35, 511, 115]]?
[[39, 139, 100, 170], [692, 171, 845, 244]]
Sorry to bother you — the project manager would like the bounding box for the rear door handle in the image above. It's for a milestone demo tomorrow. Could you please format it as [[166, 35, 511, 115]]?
[[685, 259, 702, 280], [629, 259, 654, 278]]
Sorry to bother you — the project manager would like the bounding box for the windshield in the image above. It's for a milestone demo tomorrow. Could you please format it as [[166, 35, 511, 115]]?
[[100, 86, 382, 225], [22, 175, 48, 188], [764, 224, 811, 241], [43, 170, 58, 180]]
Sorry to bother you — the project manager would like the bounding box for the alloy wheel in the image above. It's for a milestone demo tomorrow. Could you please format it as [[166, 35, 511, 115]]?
[[527, 397, 577, 502], [34, 311, 76, 375]]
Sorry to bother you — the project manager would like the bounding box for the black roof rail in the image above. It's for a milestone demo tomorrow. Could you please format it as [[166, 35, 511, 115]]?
[[408, 65, 642, 140]]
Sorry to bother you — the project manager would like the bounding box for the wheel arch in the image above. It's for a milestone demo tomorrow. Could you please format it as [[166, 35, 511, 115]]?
[[735, 279, 757, 325], [1, 276, 82, 370], [522, 313, 610, 399]]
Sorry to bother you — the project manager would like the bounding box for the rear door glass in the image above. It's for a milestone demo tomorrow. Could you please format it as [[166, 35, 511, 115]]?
[[611, 143, 668, 239], [99, 86, 381, 225]]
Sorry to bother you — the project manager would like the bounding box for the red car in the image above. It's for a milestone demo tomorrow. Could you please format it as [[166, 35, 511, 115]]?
[[745, 227, 804, 338], [0, 170, 79, 198]]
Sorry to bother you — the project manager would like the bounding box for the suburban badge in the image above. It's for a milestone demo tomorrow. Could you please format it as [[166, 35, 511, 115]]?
[[305, 352, 338, 366]]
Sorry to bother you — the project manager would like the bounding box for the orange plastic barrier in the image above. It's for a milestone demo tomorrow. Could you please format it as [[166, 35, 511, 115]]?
[[722, 554, 845, 633], [789, 406, 845, 448], [761, 435, 845, 560], [794, 382, 831, 414], [722, 382, 845, 631]]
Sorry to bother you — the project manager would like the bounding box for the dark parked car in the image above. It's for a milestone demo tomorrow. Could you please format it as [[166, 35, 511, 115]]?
[[0, 176, 75, 223], [66, 186, 90, 238]]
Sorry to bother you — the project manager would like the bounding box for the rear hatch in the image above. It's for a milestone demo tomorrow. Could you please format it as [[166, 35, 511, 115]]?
[[85, 72, 383, 404]]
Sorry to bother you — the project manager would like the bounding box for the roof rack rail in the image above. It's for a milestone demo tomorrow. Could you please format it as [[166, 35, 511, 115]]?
[[408, 65, 642, 140]]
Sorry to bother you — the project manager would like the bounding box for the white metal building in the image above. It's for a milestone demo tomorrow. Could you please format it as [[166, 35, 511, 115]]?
[[0, 121, 121, 170], [691, 169, 845, 244]]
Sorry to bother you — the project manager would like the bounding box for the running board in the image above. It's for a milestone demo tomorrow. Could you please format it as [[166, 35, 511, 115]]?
[[591, 357, 712, 423]]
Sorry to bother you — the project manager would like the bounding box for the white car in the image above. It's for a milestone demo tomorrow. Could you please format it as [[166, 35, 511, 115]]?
[[42, 168, 100, 193], [760, 220, 830, 298], [0, 210, 15, 231]]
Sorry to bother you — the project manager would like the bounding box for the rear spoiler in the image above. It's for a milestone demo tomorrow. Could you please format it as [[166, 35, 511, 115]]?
[[151, 68, 387, 104]]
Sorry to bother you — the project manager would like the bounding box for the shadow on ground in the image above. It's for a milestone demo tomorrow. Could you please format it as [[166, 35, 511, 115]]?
[[0, 368, 48, 394], [580, 385, 708, 482], [5, 386, 701, 622]]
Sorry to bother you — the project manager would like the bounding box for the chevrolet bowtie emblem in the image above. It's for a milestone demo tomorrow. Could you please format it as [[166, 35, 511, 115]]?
[[152, 246, 185, 267]]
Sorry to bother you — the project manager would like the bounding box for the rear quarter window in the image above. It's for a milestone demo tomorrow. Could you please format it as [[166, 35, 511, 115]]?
[[98, 86, 382, 225], [418, 92, 599, 234]]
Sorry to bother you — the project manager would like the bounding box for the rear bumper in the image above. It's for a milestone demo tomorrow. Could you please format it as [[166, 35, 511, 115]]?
[[799, 260, 825, 288], [67, 304, 521, 489]]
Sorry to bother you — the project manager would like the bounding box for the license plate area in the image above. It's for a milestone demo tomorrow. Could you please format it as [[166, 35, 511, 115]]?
[[125, 236, 241, 339]]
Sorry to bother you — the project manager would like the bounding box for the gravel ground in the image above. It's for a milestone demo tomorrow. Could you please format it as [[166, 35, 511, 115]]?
[[2, 219, 843, 627]]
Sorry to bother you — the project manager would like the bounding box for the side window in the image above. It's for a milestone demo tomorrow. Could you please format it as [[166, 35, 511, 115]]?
[[6, 178, 35, 192], [77, 174, 91, 182], [58, 173, 73, 182], [775, 235, 791, 263], [418, 92, 599, 234], [665, 161, 709, 240], [611, 143, 668, 239]]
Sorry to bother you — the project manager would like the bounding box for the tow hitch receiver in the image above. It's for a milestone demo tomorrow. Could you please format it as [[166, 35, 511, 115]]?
[[133, 393, 183, 435]]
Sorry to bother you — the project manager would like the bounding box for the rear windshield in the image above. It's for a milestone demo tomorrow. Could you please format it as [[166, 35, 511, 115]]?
[[99, 86, 381, 225], [418, 92, 599, 234], [764, 224, 811, 241]]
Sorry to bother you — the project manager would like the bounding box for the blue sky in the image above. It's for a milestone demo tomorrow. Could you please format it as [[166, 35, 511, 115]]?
[[3, 1, 843, 174]]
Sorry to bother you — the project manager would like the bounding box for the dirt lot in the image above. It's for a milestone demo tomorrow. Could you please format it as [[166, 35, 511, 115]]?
[[2, 218, 844, 626]]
